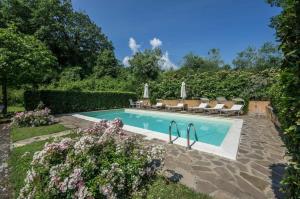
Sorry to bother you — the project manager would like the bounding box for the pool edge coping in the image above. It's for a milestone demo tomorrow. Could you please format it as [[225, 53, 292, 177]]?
[[72, 109, 243, 160]]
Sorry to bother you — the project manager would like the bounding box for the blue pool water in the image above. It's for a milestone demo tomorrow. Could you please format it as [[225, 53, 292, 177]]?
[[80, 109, 232, 146]]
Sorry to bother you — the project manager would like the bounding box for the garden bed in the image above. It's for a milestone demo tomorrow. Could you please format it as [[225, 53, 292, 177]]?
[[8, 119, 210, 199], [8, 136, 210, 199]]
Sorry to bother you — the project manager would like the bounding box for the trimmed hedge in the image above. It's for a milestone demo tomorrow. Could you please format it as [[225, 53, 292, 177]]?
[[24, 90, 137, 114]]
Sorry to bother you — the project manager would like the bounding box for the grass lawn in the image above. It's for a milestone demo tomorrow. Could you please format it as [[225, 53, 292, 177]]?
[[9, 140, 48, 198], [135, 177, 212, 199], [11, 124, 68, 142], [9, 138, 211, 199], [8, 106, 25, 113]]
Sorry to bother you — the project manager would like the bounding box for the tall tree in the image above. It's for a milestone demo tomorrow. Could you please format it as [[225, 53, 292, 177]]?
[[129, 49, 161, 82], [232, 42, 282, 70], [0, 26, 56, 113], [207, 48, 224, 67], [268, 0, 300, 197], [93, 49, 119, 78], [0, 0, 114, 74], [232, 47, 257, 69], [181, 52, 219, 72]]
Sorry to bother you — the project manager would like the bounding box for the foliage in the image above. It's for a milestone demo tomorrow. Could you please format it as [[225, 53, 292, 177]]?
[[59, 67, 83, 82], [10, 108, 55, 128], [0, 88, 24, 105], [9, 140, 50, 198], [46, 75, 136, 92], [0, 25, 57, 113], [181, 52, 219, 72], [24, 90, 138, 114], [145, 69, 278, 101], [207, 48, 224, 67], [7, 106, 25, 113], [268, 0, 300, 197], [9, 139, 203, 199], [93, 49, 119, 78], [11, 124, 67, 142], [0, 0, 114, 73], [18, 119, 165, 198], [232, 42, 282, 70], [129, 49, 162, 82], [133, 176, 211, 199]]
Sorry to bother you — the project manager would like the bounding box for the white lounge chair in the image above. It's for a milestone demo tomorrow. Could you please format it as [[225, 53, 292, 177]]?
[[204, 104, 225, 114], [188, 103, 208, 112], [129, 99, 139, 108], [220, 104, 243, 116], [152, 102, 165, 109], [166, 103, 185, 111]]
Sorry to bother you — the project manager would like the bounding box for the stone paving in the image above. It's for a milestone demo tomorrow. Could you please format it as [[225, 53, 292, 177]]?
[[0, 124, 11, 199], [12, 130, 73, 148], [58, 114, 287, 199]]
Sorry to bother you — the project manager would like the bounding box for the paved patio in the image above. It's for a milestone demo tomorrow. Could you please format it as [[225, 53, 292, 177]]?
[[57, 114, 287, 199]]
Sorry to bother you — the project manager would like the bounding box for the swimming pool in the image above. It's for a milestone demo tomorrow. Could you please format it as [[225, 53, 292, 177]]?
[[73, 109, 243, 160]]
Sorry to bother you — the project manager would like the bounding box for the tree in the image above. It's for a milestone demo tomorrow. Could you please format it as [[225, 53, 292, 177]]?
[[207, 48, 224, 67], [0, 0, 114, 74], [181, 52, 219, 72], [232, 47, 257, 69], [0, 26, 56, 113], [267, 0, 300, 197], [256, 42, 282, 70], [232, 42, 282, 70], [129, 50, 161, 82], [59, 66, 82, 82], [93, 49, 119, 78]]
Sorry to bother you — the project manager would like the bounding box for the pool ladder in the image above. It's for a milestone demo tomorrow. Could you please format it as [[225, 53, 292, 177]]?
[[168, 120, 180, 144], [168, 121, 198, 150]]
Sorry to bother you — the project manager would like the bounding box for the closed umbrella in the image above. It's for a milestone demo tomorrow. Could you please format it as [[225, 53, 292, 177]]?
[[143, 83, 149, 99], [180, 82, 186, 100]]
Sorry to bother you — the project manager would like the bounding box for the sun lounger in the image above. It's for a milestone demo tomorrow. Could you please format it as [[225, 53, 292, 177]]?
[[166, 103, 185, 111], [220, 104, 243, 116], [152, 102, 165, 109], [188, 103, 208, 112], [129, 99, 139, 108], [204, 104, 225, 114]]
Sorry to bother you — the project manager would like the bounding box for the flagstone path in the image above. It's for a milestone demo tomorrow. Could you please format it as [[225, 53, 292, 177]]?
[[58, 114, 288, 199], [12, 130, 73, 148]]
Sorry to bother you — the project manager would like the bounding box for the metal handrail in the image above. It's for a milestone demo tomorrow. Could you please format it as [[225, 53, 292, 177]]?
[[186, 123, 197, 150], [168, 120, 180, 144]]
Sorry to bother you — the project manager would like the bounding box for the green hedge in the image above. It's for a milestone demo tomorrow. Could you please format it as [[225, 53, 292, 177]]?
[[24, 90, 137, 114]]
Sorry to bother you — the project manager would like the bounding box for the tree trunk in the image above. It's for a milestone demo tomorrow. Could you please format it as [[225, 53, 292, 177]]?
[[1, 77, 8, 114]]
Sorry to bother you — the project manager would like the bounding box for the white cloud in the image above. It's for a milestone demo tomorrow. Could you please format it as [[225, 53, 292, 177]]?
[[158, 51, 177, 70], [150, 37, 162, 49], [122, 56, 131, 67], [129, 37, 140, 54]]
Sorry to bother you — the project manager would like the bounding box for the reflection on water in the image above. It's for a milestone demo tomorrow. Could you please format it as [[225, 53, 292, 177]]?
[[81, 110, 232, 146]]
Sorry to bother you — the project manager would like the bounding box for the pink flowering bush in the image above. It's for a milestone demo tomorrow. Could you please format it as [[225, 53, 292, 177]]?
[[10, 108, 55, 127], [18, 119, 165, 199]]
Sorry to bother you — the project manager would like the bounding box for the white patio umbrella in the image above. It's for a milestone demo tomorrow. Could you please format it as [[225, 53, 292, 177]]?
[[180, 82, 187, 100], [143, 83, 149, 99]]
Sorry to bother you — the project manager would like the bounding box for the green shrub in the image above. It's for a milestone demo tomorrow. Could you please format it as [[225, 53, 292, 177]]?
[[24, 90, 137, 114], [144, 68, 278, 101], [18, 120, 165, 198], [267, 0, 300, 197]]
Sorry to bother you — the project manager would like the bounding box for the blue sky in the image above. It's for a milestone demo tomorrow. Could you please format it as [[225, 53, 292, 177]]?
[[72, 0, 281, 67]]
